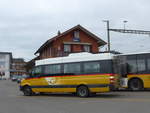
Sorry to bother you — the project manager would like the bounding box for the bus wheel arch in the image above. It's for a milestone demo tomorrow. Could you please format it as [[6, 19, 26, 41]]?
[[76, 85, 90, 97], [128, 77, 144, 91], [22, 85, 34, 96]]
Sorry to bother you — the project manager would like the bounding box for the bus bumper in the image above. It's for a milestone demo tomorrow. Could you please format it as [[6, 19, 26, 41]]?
[[19, 85, 23, 91]]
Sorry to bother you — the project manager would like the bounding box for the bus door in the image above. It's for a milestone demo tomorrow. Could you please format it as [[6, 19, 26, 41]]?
[[114, 55, 128, 87], [29, 66, 46, 92], [41, 64, 63, 92]]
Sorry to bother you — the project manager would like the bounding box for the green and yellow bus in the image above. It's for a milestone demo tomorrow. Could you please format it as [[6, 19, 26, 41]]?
[[20, 52, 120, 97]]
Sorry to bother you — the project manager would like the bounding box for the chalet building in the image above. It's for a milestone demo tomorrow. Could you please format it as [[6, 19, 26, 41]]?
[[35, 25, 107, 59]]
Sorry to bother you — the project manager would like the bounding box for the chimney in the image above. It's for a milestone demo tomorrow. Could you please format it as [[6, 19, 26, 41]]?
[[57, 30, 61, 35]]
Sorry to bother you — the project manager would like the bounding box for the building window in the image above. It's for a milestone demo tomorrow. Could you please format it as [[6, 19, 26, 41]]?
[[45, 48, 48, 57], [74, 31, 79, 38], [73, 31, 80, 42], [83, 45, 90, 52], [48, 47, 51, 56], [0, 61, 5, 69], [64, 44, 71, 52], [0, 55, 5, 60]]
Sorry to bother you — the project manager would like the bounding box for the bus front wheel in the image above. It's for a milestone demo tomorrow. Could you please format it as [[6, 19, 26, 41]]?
[[23, 86, 33, 96], [128, 78, 143, 91], [77, 85, 89, 97]]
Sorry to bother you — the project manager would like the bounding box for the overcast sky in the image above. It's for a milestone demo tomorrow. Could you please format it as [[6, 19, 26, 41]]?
[[1, 0, 150, 61]]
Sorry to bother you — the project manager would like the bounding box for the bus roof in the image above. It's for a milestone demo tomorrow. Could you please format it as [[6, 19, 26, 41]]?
[[118, 51, 150, 56], [35, 52, 115, 66]]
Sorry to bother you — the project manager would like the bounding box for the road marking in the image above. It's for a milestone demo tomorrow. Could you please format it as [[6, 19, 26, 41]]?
[[16, 94, 150, 103]]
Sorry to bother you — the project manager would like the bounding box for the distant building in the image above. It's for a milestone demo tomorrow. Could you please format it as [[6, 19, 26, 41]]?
[[11, 58, 27, 76], [0, 52, 12, 79], [35, 25, 107, 59]]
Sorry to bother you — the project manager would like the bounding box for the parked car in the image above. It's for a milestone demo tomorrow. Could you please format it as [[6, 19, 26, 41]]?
[[11, 75, 18, 81]]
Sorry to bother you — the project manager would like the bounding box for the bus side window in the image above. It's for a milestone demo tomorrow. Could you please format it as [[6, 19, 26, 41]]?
[[83, 62, 100, 74], [44, 64, 61, 75], [64, 63, 81, 75], [127, 55, 137, 74], [31, 69, 35, 77], [147, 59, 150, 71], [33, 66, 42, 77], [100, 60, 113, 74], [145, 54, 150, 74], [137, 59, 146, 73], [28, 69, 34, 78]]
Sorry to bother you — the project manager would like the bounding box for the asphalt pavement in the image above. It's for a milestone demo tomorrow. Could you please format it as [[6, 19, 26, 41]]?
[[0, 80, 150, 113]]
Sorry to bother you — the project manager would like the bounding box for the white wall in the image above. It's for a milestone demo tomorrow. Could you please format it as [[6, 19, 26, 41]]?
[[0, 54, 11, 79]]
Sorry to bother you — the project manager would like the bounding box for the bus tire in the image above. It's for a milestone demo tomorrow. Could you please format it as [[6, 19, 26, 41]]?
[[23, 86, 33, 96], [77, 85, 89, 97], [128, 78, 143, 91]]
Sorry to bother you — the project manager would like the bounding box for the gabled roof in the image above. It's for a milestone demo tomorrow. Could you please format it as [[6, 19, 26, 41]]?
[[35, 24, 107, 54]]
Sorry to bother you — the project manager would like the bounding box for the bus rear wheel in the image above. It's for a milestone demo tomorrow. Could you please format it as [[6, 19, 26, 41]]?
[[77, 85, 89, 97], [23, 86, 33, 96], [128, 79, 143, 91]]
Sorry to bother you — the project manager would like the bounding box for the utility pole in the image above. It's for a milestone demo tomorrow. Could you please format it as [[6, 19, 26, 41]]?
[[102, 20, 150, 53], [123, 20, 128, 30], [103, 20, 110, 52]]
